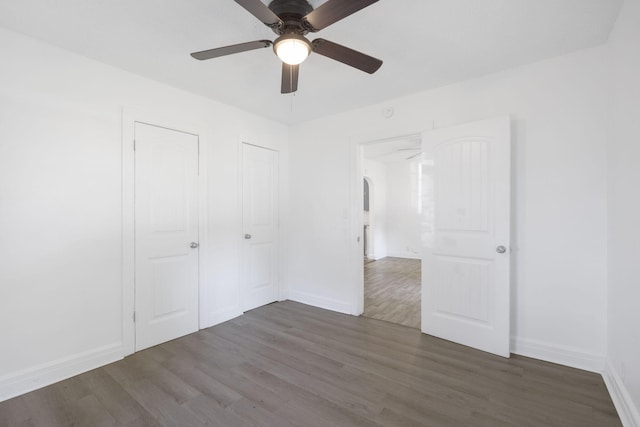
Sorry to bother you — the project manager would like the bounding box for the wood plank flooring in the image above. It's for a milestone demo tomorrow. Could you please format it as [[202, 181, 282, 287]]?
[[0, 301, 621, 426], [363, 257, 421, 329]]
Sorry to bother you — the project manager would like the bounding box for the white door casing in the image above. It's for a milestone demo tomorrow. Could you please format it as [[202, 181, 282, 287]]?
[[241, 143, 279, 312], [134, 122, 200, 351], [421, 116, 511, 357]]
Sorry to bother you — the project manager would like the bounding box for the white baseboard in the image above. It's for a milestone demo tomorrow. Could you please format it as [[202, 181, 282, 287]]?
[[511, 336, 605, 373], [0, 342, 123, 403], [604, 360, 640, 427], [367, 252, 387, 261], [288, 289, 353, 315], [385, 252, 421, 260], [204, 306, 243, 329]]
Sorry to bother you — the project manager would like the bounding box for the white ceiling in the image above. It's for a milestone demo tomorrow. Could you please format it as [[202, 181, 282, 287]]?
[[0, 0, 622, 125], [363, 136, 422, 163]]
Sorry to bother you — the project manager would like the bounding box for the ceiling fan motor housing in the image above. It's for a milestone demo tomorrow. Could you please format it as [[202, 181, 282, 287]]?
[[268, 0, 314, 35]]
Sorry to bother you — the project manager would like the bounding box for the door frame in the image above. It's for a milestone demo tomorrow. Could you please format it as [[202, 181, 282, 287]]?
[[237, 140, 284, 308], [122, 107, 208, 357]]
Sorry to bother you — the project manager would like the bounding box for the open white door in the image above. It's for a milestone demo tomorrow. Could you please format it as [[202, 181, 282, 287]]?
[[241, 143, 279, 312], [135, 122, 199, 351], [421, 116, 511, 357]]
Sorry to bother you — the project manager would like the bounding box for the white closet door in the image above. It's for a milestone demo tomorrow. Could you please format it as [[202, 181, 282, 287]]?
[[135, 122, 199, 351], [241, 143, 279, 312]]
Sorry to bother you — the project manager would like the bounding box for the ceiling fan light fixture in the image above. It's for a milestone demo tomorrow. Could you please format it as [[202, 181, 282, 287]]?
[[274, 34, 311, 65]]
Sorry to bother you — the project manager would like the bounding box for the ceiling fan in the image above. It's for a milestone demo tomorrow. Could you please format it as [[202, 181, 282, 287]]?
[[190, 0, 383, 94]]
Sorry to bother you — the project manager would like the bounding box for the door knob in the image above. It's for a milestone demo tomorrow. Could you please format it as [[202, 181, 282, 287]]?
[[190, 242, 199, 249], [496, 245, 507, 254], [244, 234, 252, 240]]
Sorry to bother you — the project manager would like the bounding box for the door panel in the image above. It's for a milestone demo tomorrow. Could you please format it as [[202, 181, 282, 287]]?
[[135, 122, 199, 351], [422, 116, 510, 357], [242, 143, 279, 312]]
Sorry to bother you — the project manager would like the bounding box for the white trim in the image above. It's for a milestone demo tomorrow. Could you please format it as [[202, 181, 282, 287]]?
[[384, 252, 422, 260], [121, 106, 208, 356], [511, 336, 605, 373], [121, 107, 135, 356], [288, 290, 353, 315], [197, 134, 209, 329], [236, 138, 244, 313], [349, 140, 365, 315], [0, 343, 122, 402], [604, 360, 640, 427]]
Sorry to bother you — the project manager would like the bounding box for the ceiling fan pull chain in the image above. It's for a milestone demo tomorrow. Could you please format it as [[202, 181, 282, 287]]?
[[290, 84, 294, 112]]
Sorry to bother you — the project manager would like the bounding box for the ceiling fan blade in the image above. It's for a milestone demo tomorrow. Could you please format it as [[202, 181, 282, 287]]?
[[191, 40, 272, 60], [234, 0, 283, 29], [303, 0, 378, 32], [406, 152, 423, 160], [281, 63, 299, 94], [312, 39, 382, 74]]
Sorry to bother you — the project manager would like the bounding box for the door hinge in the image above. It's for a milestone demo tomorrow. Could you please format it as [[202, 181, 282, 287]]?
[[133, 311, 136, 322], [133, 140, 136, 151]]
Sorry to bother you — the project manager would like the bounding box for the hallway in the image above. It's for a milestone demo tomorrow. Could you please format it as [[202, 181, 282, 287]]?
[[363, 257, 421, 329]]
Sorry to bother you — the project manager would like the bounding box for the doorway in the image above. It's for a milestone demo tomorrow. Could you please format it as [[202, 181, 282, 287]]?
[[353, 117, 511, 357], [360, 137, 423, 329]]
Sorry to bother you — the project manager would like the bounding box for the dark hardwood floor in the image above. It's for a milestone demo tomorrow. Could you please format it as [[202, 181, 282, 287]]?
[[363, 257, 421, 329], [0, 301, 621, 426]]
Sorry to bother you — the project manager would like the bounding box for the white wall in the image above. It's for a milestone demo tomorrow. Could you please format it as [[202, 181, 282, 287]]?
[[288, 44, 609, 371], [0, 27, 288, 401], [605, 0, 640, 424], [363, 159, 387, 260], [384, 160, 422, 259]]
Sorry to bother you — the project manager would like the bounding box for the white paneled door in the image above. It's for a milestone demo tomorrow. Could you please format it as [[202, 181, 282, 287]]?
[[242, 143, 279, 312], [422, 116, 511, 357], [135, 122, 199, 351]]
